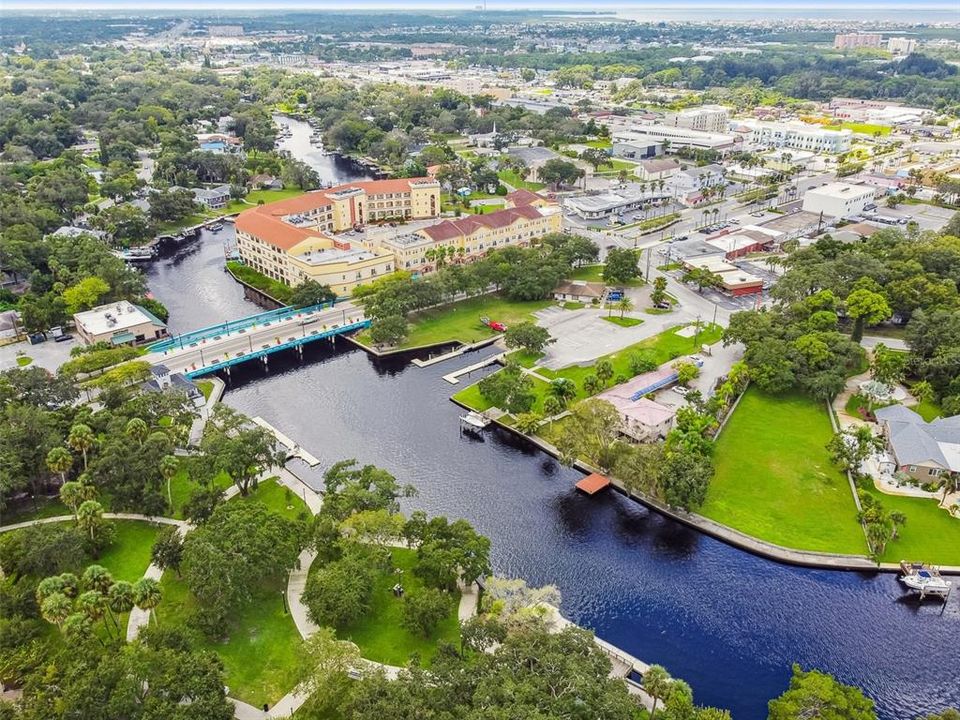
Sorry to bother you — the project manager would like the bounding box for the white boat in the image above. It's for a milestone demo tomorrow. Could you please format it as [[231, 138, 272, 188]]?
[[112, 247, 155, 262], [899, 561, 952, 598], [459, 411, 490, 430]]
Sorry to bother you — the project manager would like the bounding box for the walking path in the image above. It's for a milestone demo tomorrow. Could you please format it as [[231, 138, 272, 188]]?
[[189, 377, 226, 446], [0, 512, 185, 534]]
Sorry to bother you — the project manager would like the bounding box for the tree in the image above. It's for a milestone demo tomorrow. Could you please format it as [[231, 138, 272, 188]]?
[[369, 315, 408, 348], [294, 627, 361, 718], [827, 426, 884, 475], [302, 550, 375, 629], [504, 321, 553, 355], [643, 664, 673, 720], [320, 460, 415, 523], [555, 399, 624, 471], [159, 454, 179, 509], [660, 449, 713, 510], [40, 592, 72, 629], [290, 280, 337, 308], [768, 664, 876, 720], [845, 288, 891, 342], [870, 343, 906, 386], [543, 396, 563, 417], [651, 276, 669, 306], [181, 502, 303, 636], [67, 424, 95, 471], [615, 296, 634, 318], [514, 412, 543, 435], [674, 361, 700, 387], [46, 446, 73, 485], [595, 359, 614, 386], [199, 405, 285, 496], [683, 267, 722, 294], [132, 577, 162, 624], [151, 525, 184, 576], [76, 500, 111, 549], [402, 588, 451, 637], [549, 377, 577, 407], [407, 513, 491, 590], [537, 158, 584, 190], [339, 508, 405, 548], [603, 249, 640, 284], [478, 364, 535, 414], [911, 380, 934, 406], [62, 276, 110, 314], [579, 148, 611, 172], [59, 480, 95, 520]]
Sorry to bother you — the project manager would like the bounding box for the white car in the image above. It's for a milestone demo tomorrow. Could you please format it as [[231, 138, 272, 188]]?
[[672, 386, 689, 396]]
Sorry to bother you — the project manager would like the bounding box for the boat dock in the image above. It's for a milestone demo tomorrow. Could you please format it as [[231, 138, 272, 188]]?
[[576, 473, 611, 495], [442, 352, 505, 384], [251, 416, 320, 467]]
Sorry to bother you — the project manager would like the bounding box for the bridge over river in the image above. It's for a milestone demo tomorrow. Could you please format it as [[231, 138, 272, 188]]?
[[146, 301, 368, 378]]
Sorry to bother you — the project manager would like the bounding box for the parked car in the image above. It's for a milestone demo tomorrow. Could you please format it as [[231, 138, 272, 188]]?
[[654, 301, 671, 310], [54, 334, 73, 343], [672, 386, 689, 396], [863, 202, 877, 211]]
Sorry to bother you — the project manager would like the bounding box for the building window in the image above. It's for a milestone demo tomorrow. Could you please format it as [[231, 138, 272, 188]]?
[[909, 465, 917, 473]]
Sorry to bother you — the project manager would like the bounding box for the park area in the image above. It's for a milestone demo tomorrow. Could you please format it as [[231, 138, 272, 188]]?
[[700, 389, 867, 555], [359, 295, 552, 350]]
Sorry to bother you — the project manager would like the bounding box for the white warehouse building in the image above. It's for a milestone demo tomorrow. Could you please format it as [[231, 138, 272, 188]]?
[[734, 120, 852, 154], [801, 182, 876, 218]]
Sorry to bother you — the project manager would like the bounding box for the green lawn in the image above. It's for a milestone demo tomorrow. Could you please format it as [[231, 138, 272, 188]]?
[[701, 389, 867, 555], [1, 496, 70, 525], [584, 138, 612, 149], [155, 212, 210, 235], [245, 188, 306, 205], [567, 264, 643, 287], [361, 295, 551, 350], [603, 316, 643, 328], [505, 349, 543, 368], [910, 399, 942, 422], [497, 169, 545, 191], [95, 520, 163, 582], [196, 379, 214, 401], [226, 261, 293, 304], [862, 489, 960, 565], [837, 122, 892, 136], [234, 477, 308, 521], [452, 382, 493, 412], [562, 301, 586, 310], [15, 356, 32, 367], [333, 547, 460, 667], [167, 467, 234, 519], [157, 571, 300, 708], [536, 323, 722, 398]]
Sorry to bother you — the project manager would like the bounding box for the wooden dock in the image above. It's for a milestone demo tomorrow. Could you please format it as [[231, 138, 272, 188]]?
[[576, 473, 611, 495], [442, 352, 505, 384]]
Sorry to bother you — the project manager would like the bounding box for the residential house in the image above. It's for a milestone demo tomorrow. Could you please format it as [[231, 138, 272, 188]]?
[[670, 164, 726, 206], [636, 158, 680, 183], [597, 369, 678, 441], [873, 405, 960, 483], [553, 280, 605, 304], [192, 185, 232, 210], [141, 364, 205, 407]]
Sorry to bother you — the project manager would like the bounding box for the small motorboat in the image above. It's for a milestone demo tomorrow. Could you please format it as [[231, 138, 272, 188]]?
[[112, 247, 155, 263], [459, 411, 491, 431], [208, 222, 224, 232], [899, 561, 952, 599]]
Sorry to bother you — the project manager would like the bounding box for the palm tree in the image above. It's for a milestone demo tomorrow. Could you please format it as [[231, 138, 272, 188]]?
[[583, 374, 601, 395], [595, 359, 614, 387], [58, 572, 79, 599], [616, 296, 634, 319], [642, 664, 673, 720], [82, 565, 114, 595], [160, 455, 179, 510], [513, 412, 543, 435], [549, 378, 577, 407], [76, 589, 110, 640], [132, 578, 163, 626], [77, 500, 105, 542], [36, 575, 67, 604], [67, 424, 95, 470], [62, 612, 93, 642], [125, 418, 148, 446], [41, 593, 72, 629], [108, 581, 135, 619], [46, 447, 73, 485], [543, 396, 563, 417]]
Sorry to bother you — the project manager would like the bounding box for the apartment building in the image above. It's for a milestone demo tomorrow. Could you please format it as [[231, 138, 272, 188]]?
[[664, 105, 731, 134], [734, 119, 852, 154], [887, 37, 918, 55], [833, 33, 882, 50], [383, 202, 562, 275]]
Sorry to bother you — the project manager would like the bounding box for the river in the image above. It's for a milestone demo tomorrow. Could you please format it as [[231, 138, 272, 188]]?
[[145, 218, 960, 719]]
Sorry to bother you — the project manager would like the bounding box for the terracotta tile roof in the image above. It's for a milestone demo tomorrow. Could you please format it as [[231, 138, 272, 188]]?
[[505, 188, 544, 206], [420, 205, 543, 242], [234, 177, 436, 251]]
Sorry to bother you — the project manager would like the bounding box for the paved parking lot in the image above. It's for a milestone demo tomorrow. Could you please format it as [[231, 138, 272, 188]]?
[[871, 203, 954, 232], [0, 336, 77, 373]]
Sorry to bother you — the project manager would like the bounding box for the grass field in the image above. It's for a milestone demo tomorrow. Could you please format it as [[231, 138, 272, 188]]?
[[505, 349, 543, 368], [362, 295, 552, 350], [562, 301, 585, 310], [910, 399, 942, 422], [196, 379, 214, 401], [862, 489, 960, 565], [498, 169, 546, 191], [158, 572, 300, 707], [245, 189, 306, 205], [333, 547, 460, 667], [97, 521, 163, 582], [701, 389, 867, 555], [603, 316, 643, 328], [234, 477, 308, 521], [167, 467, 234, 519], [15, 356, 32, 367]]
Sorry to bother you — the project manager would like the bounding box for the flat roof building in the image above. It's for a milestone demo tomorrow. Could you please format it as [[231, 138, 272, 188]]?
[[734, 119, 852, 154], [74, 301, 168, 346], [801, 182, 876, 219], [664, 105, 731, 134], [613, 126, 738, 152]]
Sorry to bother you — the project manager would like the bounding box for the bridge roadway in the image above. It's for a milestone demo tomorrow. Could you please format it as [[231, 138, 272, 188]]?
[[147, 302, 366, 378]]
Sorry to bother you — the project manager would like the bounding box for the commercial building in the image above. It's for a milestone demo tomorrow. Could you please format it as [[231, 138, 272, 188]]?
[[886, 37, 918, 55], [611, 134, 663, 162], [801, 182, 876, 218], [612, 126, 737, 153], [564, 187, 666, 219], [830, 98, 932, 125], [833, 33, 883, 50], [735, 120, 852, 154], [664, 105, 731, 134], [682, 257, 764, 296], [669, 164, 726, 206], [74, 301, 168, 346], [383, 202, 562, 275], [636, 158, 680, 183], [706, 225, 783, 259]]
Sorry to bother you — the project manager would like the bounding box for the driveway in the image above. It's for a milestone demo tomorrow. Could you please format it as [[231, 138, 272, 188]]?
[[534, 304, 694, 370]]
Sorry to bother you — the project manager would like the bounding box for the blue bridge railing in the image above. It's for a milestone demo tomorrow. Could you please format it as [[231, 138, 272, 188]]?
[[182, 318, 370, 379], [148, 302, 337, 354]]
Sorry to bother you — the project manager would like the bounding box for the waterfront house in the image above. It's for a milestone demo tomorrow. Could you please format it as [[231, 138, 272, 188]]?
[[141, 364, 205, 407], [873, 405, 960, 484], [597, 370, 678, 441]]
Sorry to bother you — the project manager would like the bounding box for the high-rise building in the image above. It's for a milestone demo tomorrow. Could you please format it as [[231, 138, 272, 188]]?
[[833, 33, 883, 50], [887, 37, 918, 55], [664, 105, 731, 134]]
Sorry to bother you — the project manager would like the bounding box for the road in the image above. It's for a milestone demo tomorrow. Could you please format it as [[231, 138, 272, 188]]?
[[148, 302, 364, 375]]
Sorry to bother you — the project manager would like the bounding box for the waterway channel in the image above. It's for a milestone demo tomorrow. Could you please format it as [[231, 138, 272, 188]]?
[[144, 193, 960, 719]]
